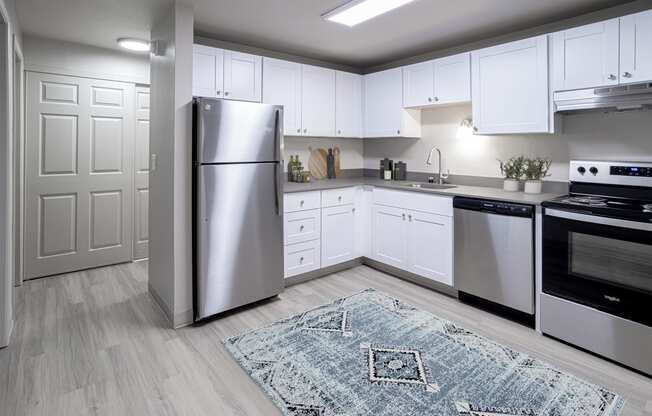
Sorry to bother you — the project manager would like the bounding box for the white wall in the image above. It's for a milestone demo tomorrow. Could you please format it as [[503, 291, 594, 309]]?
[[0, 0, 21, 347], [363, 104, 652, 182], [23, 35, 150, 84], [283, 136, 364, 172], [148, 1, 194, 328]]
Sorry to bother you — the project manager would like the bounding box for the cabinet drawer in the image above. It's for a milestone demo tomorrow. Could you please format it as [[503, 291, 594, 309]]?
[[284, 209, 321, 245], [284, 240, 321, 278], [284, 191, 321, 212], [373, 188, 453, 216], [321, 187, 356, 207]]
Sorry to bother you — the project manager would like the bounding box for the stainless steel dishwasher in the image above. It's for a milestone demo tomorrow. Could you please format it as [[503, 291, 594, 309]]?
[[453, 197, 535, 325]]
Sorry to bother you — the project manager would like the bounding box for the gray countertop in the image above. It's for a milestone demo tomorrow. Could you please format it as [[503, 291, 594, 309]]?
[[283, 177, 563, 205]]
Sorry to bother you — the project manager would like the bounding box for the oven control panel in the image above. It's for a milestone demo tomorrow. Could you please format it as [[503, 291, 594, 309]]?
[[610, 166, 652, 177], [570, 160, 652, 186]]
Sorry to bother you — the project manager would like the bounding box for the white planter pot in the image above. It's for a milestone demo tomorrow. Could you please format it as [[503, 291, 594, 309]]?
[[524, 180, 543, 194], [503, 179, 520, 192]]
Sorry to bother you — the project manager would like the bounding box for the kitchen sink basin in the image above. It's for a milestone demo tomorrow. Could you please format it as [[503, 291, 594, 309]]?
[[403, 183, 457, 190]]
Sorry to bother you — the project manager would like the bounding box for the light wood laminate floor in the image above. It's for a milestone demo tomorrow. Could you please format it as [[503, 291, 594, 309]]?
[[1, 262, 650, 415]]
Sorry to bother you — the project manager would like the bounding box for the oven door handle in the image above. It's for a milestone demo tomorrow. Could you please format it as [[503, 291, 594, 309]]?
[[545, 208, 652, 232]]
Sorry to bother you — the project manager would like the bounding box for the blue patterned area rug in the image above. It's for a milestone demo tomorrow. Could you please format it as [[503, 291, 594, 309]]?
[[223, 289, 624, 416]]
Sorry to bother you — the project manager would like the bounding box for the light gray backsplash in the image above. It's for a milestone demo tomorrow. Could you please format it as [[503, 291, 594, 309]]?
[[363, 104, 652, 183]]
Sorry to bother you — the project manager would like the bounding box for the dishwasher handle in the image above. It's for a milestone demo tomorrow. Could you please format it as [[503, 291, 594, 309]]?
[[453, 196, 534, 218]]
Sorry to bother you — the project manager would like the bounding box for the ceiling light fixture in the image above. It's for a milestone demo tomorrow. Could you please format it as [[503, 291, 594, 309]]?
[[117, 38, 151, 52], [323, 0, 416, 27]]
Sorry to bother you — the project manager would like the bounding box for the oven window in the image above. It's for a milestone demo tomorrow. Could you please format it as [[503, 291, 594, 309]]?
[[570, 232, 652, 292]]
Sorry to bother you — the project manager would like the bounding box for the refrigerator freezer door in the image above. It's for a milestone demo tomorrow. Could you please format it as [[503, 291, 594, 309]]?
[[196, 163, 284, 319], [196, 98, 283, 164]]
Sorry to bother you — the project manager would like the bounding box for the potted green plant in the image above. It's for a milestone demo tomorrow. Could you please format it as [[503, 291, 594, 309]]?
[[523, 157, 552, 194], [498, 156, 525, 192]]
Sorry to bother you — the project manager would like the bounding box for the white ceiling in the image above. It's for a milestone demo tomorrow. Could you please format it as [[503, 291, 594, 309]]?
[[18, 0, 635, 67]]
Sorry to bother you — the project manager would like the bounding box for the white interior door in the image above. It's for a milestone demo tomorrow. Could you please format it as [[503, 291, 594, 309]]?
[[24, 72, 134, 279], [133, 86, 149, 260]]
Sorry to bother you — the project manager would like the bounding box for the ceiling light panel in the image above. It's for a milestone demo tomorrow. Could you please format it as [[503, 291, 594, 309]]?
[[324, 0, 416, 27]]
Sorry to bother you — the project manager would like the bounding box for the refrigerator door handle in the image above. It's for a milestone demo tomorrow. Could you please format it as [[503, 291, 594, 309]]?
[[274, 109, 283, 216]]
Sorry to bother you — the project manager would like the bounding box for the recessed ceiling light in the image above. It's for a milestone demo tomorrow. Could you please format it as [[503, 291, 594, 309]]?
[[323, 0, 416, 27], [117, 38, 150, 52]]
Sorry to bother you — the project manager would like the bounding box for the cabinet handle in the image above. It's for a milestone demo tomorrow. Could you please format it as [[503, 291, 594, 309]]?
[[300, 257, 304, 263], [408, 214, 412, 222], [338, 129, 342, 134], [352, 207, 356, 213], [623, 72, 632, 78], [338, 196, 342, 202], [216, 90, 221, 95], [397, 130, 401, 135], [434, 96, 439, 102], [427, 97, 432, 102], [608, 74, 617, 80], [300, 225, 304, 231], [224, 91, 230, 96], [402, 213, 406, 220], [297, 128, 301, 133], [300, 200, 305, 206], [473, 126, 478, 132], [304, 129, 307, 134]]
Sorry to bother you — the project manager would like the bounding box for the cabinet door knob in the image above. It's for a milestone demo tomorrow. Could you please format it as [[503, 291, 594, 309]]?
[[434, 96, 439, 102], [300, 225, 304, 231], [473, 126, 478, 132], [623, 72, 632, 78], [402, 213, 406, 220], [300, 200, 304, 206], [299, 257, 304, 263], [608, 74, 617, 80], [397, 130, 401, 135], [427, 97, 432, 102], [338, 129, 342, 134], [304, 129, 307, 134], [408, 214, 412, 221], [224, 91, 230, 96], [216, 90, 221, 95], [338, 196, 342, 201], [352, 207, 356, 213], [297, 128, 301, 133]]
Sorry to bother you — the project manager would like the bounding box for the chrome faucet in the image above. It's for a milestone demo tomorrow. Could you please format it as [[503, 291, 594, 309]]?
[[426, 147, 449, 184]]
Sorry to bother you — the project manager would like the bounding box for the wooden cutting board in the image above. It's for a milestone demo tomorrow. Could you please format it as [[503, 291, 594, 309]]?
[[333, 147, 341, 177], [308, 148, 328, 179]]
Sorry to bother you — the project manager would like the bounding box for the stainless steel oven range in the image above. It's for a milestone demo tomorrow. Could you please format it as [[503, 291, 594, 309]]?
[[541, 160, 652, 376]]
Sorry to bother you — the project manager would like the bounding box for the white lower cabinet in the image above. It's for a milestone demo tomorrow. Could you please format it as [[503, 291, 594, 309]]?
[[321, 205, 356, 267], [407, 210, 453, 286], [372, 189, 454, 286], [283, 187, 453, 287], [371, 205, 409, 269], [285, 240, 321, 278]]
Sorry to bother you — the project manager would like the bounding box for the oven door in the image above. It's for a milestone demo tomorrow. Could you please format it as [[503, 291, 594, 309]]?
[[543, 208, 652, 327]]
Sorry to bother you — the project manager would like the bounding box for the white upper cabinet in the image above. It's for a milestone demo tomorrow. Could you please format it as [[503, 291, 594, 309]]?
[[193, 45, 224, 98], [301, 65, 336, 137], [364, 68, 421, 138], [263, 57, 303, 136], [193, 45, 261, 102], [402, 61, 435, 107], [336, 71, 363, 138], [433, 52, 471, 104], [223, 51, 262, 102], [620, 10, 652, 84], [552, 19, 620, 91], [472, 35, 551, 134], [403, 52, 470, 108]]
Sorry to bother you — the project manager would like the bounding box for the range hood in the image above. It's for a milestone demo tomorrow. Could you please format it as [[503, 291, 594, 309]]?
[[554, 82, 652, 113]]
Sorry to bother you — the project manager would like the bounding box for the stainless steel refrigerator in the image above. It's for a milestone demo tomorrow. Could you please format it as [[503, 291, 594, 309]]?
[[193, 98, 284, 321]]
